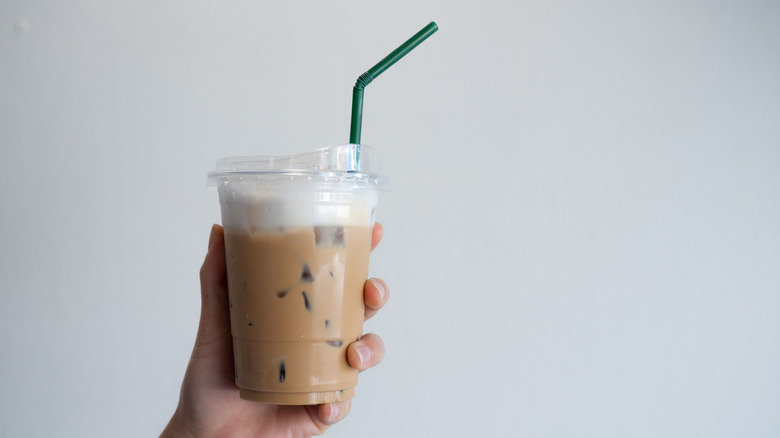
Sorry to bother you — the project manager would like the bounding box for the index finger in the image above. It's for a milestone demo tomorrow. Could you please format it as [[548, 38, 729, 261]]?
[[370, 222, 383, 252]]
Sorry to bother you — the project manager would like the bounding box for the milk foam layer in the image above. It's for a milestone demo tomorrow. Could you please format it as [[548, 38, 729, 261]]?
[[218, 185, 378, 231], [209, 145, 385, 231]]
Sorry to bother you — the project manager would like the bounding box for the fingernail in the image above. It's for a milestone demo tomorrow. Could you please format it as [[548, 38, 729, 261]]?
[[327, 404, 340, 421], [355, 343, 372, 366], [371, 279, 386, 301], [208, 225, 217, 250]]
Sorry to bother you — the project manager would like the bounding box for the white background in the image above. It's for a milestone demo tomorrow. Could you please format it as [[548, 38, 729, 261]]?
[[1, 1, 779, 437]]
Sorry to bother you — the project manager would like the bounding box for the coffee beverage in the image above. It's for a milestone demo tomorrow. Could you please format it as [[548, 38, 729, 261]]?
[[225, 226, 371, 404], [208, 144, 385, 404]]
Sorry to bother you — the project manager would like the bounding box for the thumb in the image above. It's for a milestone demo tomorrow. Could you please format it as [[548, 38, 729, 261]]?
[[193, 224, 233, 361], [178, 225, 236, 411]]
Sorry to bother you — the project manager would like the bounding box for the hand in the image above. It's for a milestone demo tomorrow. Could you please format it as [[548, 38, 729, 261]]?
[[162, 223, 389, 437]]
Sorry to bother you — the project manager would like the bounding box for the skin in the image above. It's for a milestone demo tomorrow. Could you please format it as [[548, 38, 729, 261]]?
[[161, 223, 389, 438]]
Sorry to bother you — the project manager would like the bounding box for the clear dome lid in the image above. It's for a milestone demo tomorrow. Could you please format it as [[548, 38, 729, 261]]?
[[206, 144, 387, 189]]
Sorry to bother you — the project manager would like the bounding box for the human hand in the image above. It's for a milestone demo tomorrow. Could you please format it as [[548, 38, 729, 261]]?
[[161, 223, 388, 437]]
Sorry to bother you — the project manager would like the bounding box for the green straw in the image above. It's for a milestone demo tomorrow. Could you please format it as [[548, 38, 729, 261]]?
[[349, 21, 439, 144]]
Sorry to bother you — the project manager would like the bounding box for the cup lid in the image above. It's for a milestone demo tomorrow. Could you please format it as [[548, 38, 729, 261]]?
[[206, 144, 387, 188]]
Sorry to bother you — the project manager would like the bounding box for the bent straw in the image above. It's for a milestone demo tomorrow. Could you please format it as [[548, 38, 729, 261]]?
[[349, 22, 438, 144]]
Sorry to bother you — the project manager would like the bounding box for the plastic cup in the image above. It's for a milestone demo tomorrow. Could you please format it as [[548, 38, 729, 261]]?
[[206, 144, 386, 405]]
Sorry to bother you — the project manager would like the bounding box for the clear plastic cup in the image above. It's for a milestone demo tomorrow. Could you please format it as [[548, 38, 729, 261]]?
[[207, 144, 386, 405]]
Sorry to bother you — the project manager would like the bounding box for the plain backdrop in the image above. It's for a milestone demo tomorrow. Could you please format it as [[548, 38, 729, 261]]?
[[1, 1, 779, 437]]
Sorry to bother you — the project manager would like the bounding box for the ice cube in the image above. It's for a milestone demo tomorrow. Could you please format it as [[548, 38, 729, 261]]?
[[301, 264, 314, 283], [314, 227, 345, 247], [301, 291, 311, 311]]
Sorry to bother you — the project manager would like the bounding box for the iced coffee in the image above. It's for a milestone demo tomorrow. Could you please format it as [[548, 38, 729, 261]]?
[[225, 225, 371, 404], [208, 144, 385, 405]]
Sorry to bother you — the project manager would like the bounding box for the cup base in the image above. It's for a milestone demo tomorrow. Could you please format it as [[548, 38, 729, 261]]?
[[239, 387, 355, 405]]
